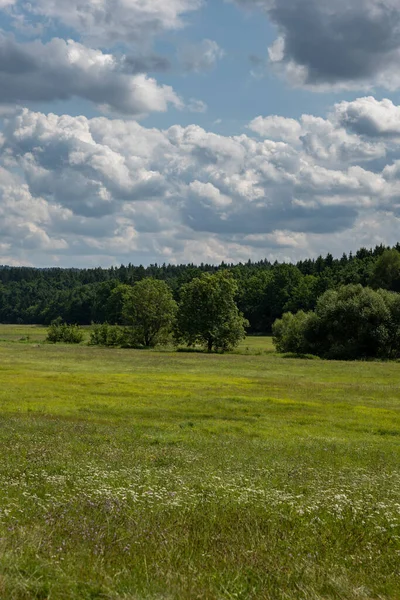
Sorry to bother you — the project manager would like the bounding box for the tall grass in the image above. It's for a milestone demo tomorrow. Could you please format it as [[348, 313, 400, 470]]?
[[0, 330, 398, 599]]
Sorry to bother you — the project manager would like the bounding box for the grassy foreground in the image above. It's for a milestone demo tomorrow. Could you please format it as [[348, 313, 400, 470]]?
[[0, 330, 399, 599]]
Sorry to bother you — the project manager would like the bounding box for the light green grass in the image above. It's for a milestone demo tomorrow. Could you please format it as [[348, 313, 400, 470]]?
[[0, 327, 399, 599], [0, 324, 49, 343], [235, 335, 275, 354], [0, 324, 274, 352]]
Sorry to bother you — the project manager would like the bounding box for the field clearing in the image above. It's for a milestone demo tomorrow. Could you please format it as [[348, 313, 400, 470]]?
[[0, 325, 276, 353], [0, 324, 49, 343], [0, 328, 399, 599]]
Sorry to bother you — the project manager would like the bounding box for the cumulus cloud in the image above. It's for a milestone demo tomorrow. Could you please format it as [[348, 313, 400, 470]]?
[[178, 39, 225, 72], [233, 0, 400, 91], [334, 97, 400, 137], [0, 170, 68, 259], [11, 0, 202, 47], [248, 116, 302, 143], [249, 112, 386, 165], [299, 115, 386, 165], [0, 35, 181, 116], [2, 97, 400, 265]]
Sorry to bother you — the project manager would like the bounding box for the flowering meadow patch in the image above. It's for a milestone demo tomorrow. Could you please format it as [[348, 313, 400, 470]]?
[[0, 335, 398, 598]]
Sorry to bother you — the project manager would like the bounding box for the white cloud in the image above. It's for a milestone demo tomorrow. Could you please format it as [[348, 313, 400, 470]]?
[[0, 172, 69, 256], [2, 97, 400, 265], [178, 39, 225, 72], [249, 115, 302, 143], [189, 181, 232, 208], [12, 0, 203, 47], [0, 35, 182, 116], [299, 114, 386, 165], [187, 99, 208, 113], [334, 97, 400, 137]]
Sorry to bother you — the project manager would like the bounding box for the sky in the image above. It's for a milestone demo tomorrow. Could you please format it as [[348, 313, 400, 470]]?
[[2, 0, 400, 267]]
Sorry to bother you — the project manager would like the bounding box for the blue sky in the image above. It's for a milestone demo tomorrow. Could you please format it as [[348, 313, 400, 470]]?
[[1, 0, 400, 267], [1, 0, 375, 130]]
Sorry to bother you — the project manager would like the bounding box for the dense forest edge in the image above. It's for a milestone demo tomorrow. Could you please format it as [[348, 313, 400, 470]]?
[[2, 243, 400, 332]]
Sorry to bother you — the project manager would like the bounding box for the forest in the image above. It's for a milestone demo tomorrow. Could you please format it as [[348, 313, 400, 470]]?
[[1, 243, 400, 334]]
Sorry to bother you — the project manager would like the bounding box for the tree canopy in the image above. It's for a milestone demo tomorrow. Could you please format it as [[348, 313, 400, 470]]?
[[122, 278, 177, 348], [273, 284, 400, 360], [176, 272, 248, 352], [371, 249, 400, 292]]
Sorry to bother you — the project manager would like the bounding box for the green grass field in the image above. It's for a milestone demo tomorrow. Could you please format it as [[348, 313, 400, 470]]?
[[0, 324, 50, 343], [0, 327, 399, 599]]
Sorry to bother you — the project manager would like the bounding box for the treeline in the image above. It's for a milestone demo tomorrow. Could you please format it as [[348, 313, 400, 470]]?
[[1, 244, 400, 332]]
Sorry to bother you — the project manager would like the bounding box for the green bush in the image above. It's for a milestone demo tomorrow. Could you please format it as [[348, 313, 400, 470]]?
[[89, 323, 126, 347], [46, 322, 84, 344], [273, 284, 400, 360], [272, 311, 314, 355]]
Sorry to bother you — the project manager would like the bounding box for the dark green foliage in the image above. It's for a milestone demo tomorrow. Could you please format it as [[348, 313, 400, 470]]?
[[310, 285, 392, 359], [273, 284, 400, 360], [370, 249, 400, 291], [104, 284, 134, 325], [177, 272, 248, 352], [122, 278, 177, 347], [237, 271, 272, 333], [91, 280, 120, 323], [376, 289, 400, 357], [2, 243, 400, 335], [46, 322, 84, 344], [283, 274, 319, 313]]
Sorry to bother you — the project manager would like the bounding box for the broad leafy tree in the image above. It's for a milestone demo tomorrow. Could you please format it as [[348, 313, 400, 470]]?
[[177, 272, 248, 352], [105, 284, 134, 325], [371, 249, 400, 291], [283, 275, 319, 314], [122, 278, 177, 347]]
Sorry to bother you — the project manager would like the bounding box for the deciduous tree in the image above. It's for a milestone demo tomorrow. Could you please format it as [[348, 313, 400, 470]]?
[[122, 278, 177, 347], [177, 272, 248, 352]]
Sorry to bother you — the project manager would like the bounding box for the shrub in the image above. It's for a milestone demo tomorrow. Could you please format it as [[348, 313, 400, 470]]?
[[89, 323, 125, 347], [46, 322, 84, 344], [310, 285, 392, 359], [272, 311, 314, 355], [273, 284, 400, 360]]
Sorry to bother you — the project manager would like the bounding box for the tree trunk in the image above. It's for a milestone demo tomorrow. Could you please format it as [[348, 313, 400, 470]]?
[[207, 337, 213, 353]]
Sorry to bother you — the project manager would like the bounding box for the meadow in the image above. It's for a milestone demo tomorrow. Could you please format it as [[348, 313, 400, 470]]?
[[0, 326, 398, 599]]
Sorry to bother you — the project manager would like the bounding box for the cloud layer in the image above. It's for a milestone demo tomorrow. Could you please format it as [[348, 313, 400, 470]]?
[[2, 97, 400, 266], [2, 0, 400, 266], [9, 0, 202, 46]]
